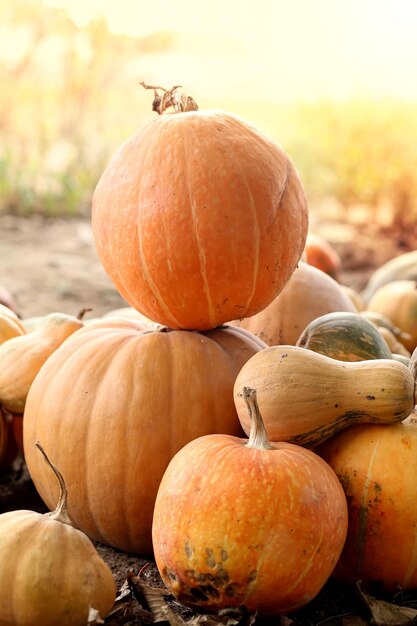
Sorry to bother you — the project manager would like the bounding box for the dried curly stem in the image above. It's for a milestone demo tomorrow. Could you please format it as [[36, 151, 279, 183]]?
[[240, 387, 273, 450], [140, 81, 199, 114]]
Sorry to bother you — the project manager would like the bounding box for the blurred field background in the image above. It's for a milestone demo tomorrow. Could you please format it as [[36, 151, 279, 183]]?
[[3, 0, 417, 241]]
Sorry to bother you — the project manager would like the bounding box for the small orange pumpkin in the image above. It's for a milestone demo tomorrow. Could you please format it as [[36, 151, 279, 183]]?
[[153, 387, 348, 615], [92, 85, 308, 330], [303, 232, 342, 279]]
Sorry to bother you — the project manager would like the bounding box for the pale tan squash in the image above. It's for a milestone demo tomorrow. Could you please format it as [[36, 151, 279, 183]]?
[[232, 263, 356, 346], [234, 345, 415, 447], [0, 313, 84, 413]]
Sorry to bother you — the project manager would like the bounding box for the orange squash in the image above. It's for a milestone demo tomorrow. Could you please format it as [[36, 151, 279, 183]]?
[[303, 232, 342, 279], [23, 322, 266, 554], [152, 387, 348, 615], [233, 262, 355, 346], [92, 85, 308, 330], [317, 416, 417, 590], [0, 304, 26, 345], [0, 312, 84, 414]]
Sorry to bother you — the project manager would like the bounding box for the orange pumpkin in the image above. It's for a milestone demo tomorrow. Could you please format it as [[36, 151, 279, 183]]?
[[153, 387, 348, 615], [23, 322, 266, 554], [92, 86, 308, 330], [317, 416, 417, 590], [0, 304, 26, 346], [233, 262, 355, 346], [303, 232, 342, 279]]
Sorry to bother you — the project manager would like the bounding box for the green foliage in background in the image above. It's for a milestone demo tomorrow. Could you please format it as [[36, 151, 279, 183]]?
[[2, 0, 417, 230]]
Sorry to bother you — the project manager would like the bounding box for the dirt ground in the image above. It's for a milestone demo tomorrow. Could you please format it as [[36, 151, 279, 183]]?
[[1, 213, 417, 626]]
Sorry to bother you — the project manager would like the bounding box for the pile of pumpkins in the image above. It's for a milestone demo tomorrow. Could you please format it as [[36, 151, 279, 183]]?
[[2, 85, 417, 624]]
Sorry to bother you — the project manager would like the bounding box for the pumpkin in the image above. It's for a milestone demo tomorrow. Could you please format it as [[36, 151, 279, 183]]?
[[366, 280, 417, 352], [0, 304, 26, 345], [0, 312, 84, 414], [233, 345, 415, 447], [92, 84, 308, 331], [152, 387, 348, 615], [296, 311, 393, 361], [362, 250, 417, 303], [317, 416, 417, 590], [232, 262, 356, 346], [0, 443, 115, 625], [23, 322, 266, 554], [303, 232, 342, 279]]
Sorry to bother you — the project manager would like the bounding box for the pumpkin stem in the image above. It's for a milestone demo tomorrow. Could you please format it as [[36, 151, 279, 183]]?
[[240, 387, 274, 450], [77, 307, 93, 320], [35, 441, 73, 526], [140, 81, 199, 115]]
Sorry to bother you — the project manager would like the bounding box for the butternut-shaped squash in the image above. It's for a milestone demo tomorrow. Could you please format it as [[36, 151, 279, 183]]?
[[296, 312, 392, 361], [234, 345, 415, 447]]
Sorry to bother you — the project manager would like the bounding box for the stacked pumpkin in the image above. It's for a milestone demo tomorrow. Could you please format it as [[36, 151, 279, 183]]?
[[15, 84, 417, 619], [15, 84, 357, 617]]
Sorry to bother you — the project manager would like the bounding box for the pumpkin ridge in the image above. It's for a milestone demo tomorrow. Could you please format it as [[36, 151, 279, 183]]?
[[136, 123, 183, 328], [183, 122, 216, 327], [355, 435, 382, 577], [225, 120, 261, 316]]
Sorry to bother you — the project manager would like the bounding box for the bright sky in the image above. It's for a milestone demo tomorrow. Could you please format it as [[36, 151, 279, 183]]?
[[44, 0, 417, 101]]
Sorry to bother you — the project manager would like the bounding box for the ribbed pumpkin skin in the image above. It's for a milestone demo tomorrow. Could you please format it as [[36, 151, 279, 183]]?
[[23, 324, 266, 554], [153, 434, 348, 615], [92, 110, 308, 330], [233, 263, 355, 346], [317, 418, 417, 590], [0, 511, 116, 626]]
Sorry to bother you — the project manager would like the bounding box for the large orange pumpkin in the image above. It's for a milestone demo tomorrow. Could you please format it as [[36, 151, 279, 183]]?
[[317, 416, 417, 590], [23, 321, 266, 554], [92, 86, 308, 330]]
